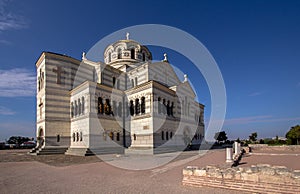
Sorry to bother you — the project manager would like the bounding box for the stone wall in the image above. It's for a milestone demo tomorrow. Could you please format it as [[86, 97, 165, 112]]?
[[249, 144, 300, 152], [182, 164, 300, 193]]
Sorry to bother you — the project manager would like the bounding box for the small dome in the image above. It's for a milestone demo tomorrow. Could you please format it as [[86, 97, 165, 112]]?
[[103, 33, 152, 65]]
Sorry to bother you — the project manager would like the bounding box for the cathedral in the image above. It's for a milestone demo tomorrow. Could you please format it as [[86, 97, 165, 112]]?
[[31, 34, 205, 156]]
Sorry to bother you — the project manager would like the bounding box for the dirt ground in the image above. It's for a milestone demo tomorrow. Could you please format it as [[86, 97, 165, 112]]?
[[0, 148, 299, 194]]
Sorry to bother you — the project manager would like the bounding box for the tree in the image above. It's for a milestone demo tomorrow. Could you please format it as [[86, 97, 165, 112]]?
[[6, 136, 31, 146], [259, 139, 264, 144], [249, 132, 257, 142], [286, 125, 300, 145], [214, 131, 227, 143]]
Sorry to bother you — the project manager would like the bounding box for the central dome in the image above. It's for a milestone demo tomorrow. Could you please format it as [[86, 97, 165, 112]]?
[[103, 33, 152, 66]]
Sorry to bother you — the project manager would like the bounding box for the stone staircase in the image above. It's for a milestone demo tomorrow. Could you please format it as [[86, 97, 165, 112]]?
[[65, 147, 124, 156], [28, 147, 68, 155], [65, 148, 94, 156], [125, 146, 187, 155]]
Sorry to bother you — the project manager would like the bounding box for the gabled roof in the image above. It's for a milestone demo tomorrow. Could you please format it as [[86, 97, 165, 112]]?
[[149, 61, 181, 86], [171, 80, 196, 98]]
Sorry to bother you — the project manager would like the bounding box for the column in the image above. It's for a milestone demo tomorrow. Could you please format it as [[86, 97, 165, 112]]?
[[226, 147, 233, 163], [234, 141, 241, 156]]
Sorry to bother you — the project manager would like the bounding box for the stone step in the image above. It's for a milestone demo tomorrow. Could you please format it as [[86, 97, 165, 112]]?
[[34, 147, 68, 155], [125, 146, 187, 155], [65, 148, 94, 156], [125, 147, 154, 155], [154, 146, 186, 154], [187, 176, 300, 189], [28, 147, 38, 154], [183, 180, 286, 194], [66, 147, 124, 156], [183, 176, 300, 194], [90, 147, 124, 155]]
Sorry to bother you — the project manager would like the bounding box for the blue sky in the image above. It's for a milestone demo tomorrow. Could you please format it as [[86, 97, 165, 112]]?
[[0, 0, 300, 141]]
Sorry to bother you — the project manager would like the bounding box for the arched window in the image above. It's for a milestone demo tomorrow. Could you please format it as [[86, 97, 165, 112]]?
[[167, 100, 170, 116], [131, 79, 134, 87], [38, 69, 41, 91], [81, 97, 85, 114], [135, 99, 140, 115], [57, 134, 60, 142], [117, 48, 122, 59], [133, 134, 136, 141], [166, 131, 169, 140], [141, 97, 145, 114], [131, 48, 135, 59], [162, 99, 166, 114], [78, 99, 81, 115], [98, 97, 103, 114], [118, 102, 122, 117], [158, 97, 162, 114], [72, 133, 75, 142], [135, 77, 138, 86], [109, 132, 114, 140], [71, 102, 74, 118], [76, 132, 79, 142], [171, 102, 174, 116], [74, 101, 78, 116], [108, 52, 111, 62], [170, 131, 173, 139], [113, 77, 116, 87], [161, 131, 165, 140], [130, 100, 134, 116], [80, 132, 83, 141], [104, 99, 111, 115], [116, 132, 120, 141]]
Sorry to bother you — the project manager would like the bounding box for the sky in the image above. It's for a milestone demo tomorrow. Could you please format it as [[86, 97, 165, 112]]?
[[0, 0, 300, 141]]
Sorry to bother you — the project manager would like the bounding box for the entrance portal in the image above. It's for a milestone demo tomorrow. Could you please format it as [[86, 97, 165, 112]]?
[[37, 128, 44, 148]]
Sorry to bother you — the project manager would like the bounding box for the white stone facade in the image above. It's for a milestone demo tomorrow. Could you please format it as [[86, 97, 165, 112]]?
[[35, 37, 204, 155]]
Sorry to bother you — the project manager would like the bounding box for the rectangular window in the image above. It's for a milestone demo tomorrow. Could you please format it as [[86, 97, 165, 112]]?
[[113, 77, 116, 87]]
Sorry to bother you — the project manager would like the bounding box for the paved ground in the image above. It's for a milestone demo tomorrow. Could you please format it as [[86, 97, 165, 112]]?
[[239, 151, 300, 170], [0, 149, 102, 166], [0, 148, 299, 194], [0, 149, 237, 194]]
